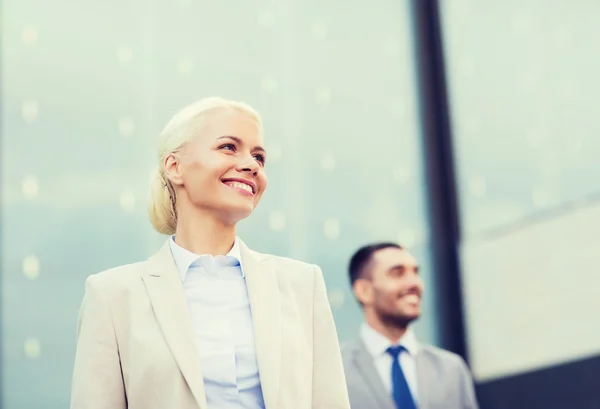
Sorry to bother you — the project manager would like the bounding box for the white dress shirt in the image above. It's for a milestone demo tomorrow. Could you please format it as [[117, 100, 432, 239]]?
[[360, 323, 419, 403], [169, 236, 265, 409]]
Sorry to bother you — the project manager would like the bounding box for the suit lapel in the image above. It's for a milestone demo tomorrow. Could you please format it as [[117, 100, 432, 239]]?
[[240, 240, 282, 409], [352, 340, 396, 409], [415, 350, 435, 409], [142, 241, 207, 408]]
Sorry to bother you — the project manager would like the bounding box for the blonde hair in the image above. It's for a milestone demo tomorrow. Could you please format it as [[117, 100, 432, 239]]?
[[147, 97, 263, 235]]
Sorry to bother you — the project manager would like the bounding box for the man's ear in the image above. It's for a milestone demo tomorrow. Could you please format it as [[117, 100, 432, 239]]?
[[353, 278, 374, 306], [164, 153, 184, 186]]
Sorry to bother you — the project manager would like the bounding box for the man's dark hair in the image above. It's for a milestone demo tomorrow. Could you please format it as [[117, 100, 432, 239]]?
[[348, 242, 403, 286]]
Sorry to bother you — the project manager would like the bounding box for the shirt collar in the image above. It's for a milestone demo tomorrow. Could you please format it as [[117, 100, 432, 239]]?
[[168, 235, 244, 281], [360, 322, 419, 357]]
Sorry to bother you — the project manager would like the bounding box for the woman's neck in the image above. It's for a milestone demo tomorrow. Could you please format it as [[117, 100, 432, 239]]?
[[174, 206, 236, 256]]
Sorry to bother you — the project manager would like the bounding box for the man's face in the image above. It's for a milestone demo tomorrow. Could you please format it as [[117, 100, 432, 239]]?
[[356, 247, 424, 327]]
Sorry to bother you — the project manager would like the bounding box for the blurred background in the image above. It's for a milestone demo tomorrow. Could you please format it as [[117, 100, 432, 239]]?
[[2, 0, 599, 408]]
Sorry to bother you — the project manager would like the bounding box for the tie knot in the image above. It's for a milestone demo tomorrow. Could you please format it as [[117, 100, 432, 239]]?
[[386, 345, 406, 359]]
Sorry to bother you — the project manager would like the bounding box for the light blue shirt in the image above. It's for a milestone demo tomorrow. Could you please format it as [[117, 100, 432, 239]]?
[[169, 236, 265, 409]]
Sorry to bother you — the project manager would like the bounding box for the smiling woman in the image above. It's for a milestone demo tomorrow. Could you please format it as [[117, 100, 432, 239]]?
[[148, 98, 267, 236], [70, 97, 351, 409]]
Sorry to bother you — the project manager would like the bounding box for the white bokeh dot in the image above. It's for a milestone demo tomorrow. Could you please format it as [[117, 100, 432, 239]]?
[[22, 255, 40, 280], [455, 0, 471, 18], [257, 9, 275, 29], [511, 13, 532, 33], [21, 100, 38, 123], [119, 117, 135, 138], [470, 176, 486, 198], [464, 117, 480, 136], [267, 144, 282, 162], [559, 80, 575, 100], [268, 210, 286, 232], [117, 46, 133, 64], [177, 57, 194, 75], [315, 86, 332, 105], [383, 38, 400, 57], [328, 289, 345, 309], [22, 26, 38, 45], [521, 70, 539, 92], [24, 337, 41, 359], [554, 26, 570, 47], [393, 165, 410, 185], [566, 136, 583, 158], [22, 176, 39, 199], [120, 191, 136, 212], [397, 228, 416, 248], [459, 56, 475, 78], [389, 100, 407, 118], [320, 153, 336, 171], [531, 188, 550, 209], [311, 21, 328, 41], [526, 128, 546, 149], [261, 77, 278, 94], [323, 218, 340, 240]]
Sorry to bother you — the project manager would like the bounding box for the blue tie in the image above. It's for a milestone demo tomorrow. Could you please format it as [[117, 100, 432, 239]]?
[[387, 346, 417, 409]]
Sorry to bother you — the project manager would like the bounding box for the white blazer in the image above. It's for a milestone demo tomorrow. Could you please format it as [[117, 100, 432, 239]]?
[[70, 239, 350, 409]]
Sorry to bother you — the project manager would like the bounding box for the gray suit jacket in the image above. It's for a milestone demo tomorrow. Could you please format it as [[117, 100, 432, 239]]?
[[342, 338, 479, 409]]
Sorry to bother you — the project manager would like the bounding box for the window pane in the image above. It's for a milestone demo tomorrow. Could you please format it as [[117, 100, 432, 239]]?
[[441, 0, 600, 383], [442, 1, 600, 238], [2, 1, 432, 407]]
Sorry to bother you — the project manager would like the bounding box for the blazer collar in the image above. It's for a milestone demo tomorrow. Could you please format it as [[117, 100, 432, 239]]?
[[142, 238, 282, 409], [142, 241, 208, 407], [348, 338, 396, 409], [237, 239, 282, 409]]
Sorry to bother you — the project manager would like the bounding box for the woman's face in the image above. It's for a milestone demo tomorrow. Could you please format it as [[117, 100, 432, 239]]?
[[165, 109, 268, 225]]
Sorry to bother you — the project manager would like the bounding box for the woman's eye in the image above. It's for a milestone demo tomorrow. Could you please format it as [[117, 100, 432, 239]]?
[[220, 143, 236, 151], [253, 154, 266, 164]]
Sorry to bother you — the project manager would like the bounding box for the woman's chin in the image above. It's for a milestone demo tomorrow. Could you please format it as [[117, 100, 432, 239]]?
[[218, 204, 255, 225]]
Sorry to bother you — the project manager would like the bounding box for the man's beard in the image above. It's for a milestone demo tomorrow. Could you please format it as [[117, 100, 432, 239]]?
[[378, 309, 419, 330]]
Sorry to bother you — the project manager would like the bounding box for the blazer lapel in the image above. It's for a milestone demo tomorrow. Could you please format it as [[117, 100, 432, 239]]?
[[142, 241, 207, 408], [239, 240, 282, 409], [415, 350, 435, 409], [352, 340, 396, 409]]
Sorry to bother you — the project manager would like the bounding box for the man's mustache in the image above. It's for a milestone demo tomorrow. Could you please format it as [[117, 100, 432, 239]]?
[[399, 287, 422, 297]]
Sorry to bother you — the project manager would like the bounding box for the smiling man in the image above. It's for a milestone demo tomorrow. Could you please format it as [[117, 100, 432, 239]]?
[[342, 243, 479, 409]]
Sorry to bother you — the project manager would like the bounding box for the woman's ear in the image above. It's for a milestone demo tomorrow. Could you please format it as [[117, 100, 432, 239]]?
[[164, 153, 184, 186]]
